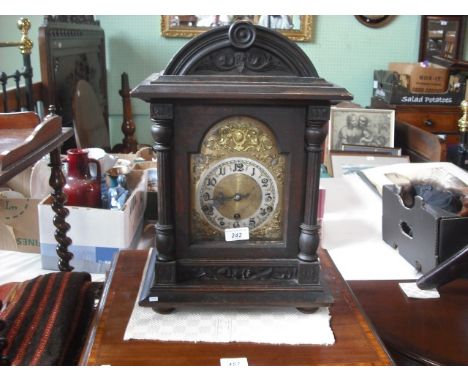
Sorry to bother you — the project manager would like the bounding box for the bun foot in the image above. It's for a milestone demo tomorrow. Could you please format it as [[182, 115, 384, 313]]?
[[152, 307, 175, 314], [296, 307, 319, 314]]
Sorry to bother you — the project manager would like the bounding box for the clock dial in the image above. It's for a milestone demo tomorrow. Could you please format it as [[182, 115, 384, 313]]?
[[197, 157, 278, 231], [190, 115, 285, 242]]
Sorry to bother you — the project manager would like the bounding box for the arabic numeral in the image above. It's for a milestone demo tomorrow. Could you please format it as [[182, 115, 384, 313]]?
[[232, 232, 242, 239], [202, 205, 214, 216], [234, 163, 244, 172], [207, 177, 217, 187]]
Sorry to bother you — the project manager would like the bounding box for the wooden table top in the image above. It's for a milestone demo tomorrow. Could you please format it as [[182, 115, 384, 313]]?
[[80, 249, 392, 366], [350, 279, 468, 365]]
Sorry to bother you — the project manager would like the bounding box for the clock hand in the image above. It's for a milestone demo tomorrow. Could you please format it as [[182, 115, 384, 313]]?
[[212, 192, 250, 204]]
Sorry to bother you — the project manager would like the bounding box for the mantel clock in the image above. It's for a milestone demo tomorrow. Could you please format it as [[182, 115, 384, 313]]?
[[132, 21, 352, 313]]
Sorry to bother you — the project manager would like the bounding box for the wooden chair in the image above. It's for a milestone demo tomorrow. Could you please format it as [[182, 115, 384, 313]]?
[[395, 120, 448, 162]]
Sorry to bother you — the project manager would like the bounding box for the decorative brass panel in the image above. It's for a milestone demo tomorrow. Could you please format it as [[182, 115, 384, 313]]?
[[190, 116, 285, 242]]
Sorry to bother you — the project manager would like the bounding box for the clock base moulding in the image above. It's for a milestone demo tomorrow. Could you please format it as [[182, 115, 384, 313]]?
[[138, 249, 333, 313]]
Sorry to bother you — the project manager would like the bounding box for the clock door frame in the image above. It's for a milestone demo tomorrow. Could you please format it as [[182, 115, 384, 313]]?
[[173, 103, 306, 260]]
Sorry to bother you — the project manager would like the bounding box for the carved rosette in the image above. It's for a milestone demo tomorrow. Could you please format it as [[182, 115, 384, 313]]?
[[191, 115, 285, 241], [228, 21, 256, 49]]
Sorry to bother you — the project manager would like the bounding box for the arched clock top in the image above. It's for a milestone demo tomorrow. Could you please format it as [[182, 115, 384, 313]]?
[[164, 21, 319, 77]]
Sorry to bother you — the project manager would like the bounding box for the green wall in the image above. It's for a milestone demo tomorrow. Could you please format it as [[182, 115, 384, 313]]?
[[1, 15, 422, 147]]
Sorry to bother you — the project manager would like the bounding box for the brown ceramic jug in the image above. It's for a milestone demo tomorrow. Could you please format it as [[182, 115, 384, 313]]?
[[63, 148, 101, 208]]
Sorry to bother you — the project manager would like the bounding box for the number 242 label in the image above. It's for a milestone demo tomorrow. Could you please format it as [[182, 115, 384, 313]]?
[[225, 227, 250, 242]]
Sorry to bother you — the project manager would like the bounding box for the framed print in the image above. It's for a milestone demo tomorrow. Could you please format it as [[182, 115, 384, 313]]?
[[161, 15, 314, 41], [330, 152, 409, 178], [418, 16, 466, 61], [329, 107, 395, 151], [341, 144, 401, 156]]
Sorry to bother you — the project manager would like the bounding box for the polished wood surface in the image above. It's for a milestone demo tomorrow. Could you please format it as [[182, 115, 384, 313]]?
[[371, 97, 461, 145], [395, 120, 447, 162], [0, 82, 43, 113], [0, 112, 59, 170], [0, 113, 73, 184], [80, 249, 392, 366], [350, 279, 468, 365]]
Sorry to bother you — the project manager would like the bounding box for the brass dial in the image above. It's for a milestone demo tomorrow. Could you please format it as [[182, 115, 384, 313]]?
[[197, 156, 278, 231]]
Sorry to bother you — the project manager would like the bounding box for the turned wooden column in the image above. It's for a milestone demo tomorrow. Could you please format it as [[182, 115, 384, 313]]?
[[113, 72, 138, 153], [45, 106, 73, 271], [151, 104, 174, 262], [298, 104, 330, 262]]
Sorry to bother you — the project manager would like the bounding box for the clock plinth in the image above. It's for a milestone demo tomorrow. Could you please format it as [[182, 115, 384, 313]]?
[[139, 249, 333, 312], [132, 21, 352, 313]]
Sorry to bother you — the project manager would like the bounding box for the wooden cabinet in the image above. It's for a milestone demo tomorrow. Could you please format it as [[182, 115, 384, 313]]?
[[371, 97, 461, 144]]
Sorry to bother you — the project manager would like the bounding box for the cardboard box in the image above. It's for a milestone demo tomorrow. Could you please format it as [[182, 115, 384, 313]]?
[[373, 70, 466, 105], [39, 170, 147, 273], [1, 166, 42, 253], [0, 197, 41, 253], [388, 62, 448, 94]]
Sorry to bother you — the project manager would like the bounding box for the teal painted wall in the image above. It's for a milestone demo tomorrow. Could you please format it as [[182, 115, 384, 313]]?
[[1, 15, 422, 146]]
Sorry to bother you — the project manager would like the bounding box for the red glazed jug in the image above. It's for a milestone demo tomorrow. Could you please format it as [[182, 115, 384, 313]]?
[[63, 148, 101, 208]]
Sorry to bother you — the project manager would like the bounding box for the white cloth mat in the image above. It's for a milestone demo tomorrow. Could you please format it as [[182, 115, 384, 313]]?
[[125, 251, 334, 345], [124, 304, 334, 345]]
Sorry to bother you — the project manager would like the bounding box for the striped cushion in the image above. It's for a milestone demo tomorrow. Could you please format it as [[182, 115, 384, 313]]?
[[0, 272, 93, 365]]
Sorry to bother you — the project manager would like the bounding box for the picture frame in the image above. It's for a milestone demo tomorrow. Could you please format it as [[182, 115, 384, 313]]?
[[418, 16, 466, 61], [330, 151, 409, 178], [328, 107, 395, 152], [160, 15, 314, 42], [341, 144, 402, 156]]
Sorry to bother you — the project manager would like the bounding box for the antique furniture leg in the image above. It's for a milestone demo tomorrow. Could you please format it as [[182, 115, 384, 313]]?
[[47, 107, 73, 272], [113, 73, 138, 153]]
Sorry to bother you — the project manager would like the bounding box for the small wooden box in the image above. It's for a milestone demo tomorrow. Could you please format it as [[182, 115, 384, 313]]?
[[382, 184, 467, 273]]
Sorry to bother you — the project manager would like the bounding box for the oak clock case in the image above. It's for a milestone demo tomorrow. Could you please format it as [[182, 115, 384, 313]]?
[[132, 21, 352, 313]]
